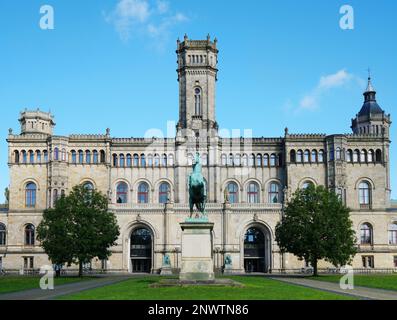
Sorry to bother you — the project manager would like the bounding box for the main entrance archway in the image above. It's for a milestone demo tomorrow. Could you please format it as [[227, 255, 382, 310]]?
[[130, 227, 152, 273], [244, 226, 271, 273]]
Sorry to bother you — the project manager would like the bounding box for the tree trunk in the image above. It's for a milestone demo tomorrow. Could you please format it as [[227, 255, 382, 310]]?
[[78, 261, 83, 277], [312, 259, 318, 277]]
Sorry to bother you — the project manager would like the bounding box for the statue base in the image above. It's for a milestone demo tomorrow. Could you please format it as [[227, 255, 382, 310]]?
[[179, 221, 215, 282], [160, 265, 173, 276]]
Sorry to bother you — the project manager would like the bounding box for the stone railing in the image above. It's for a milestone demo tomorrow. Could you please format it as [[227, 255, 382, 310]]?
[[109, 203, 165, 211]]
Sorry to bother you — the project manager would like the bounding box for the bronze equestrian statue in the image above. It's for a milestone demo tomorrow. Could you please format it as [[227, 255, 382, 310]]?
[[188, 153, 207, 218]]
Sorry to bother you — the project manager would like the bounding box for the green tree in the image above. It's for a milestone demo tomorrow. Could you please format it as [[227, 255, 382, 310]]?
[[37, 185, 120, 277], [275, 185, 357, 276]]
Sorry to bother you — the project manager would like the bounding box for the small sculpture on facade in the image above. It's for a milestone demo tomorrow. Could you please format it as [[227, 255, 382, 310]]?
[[223, 187, 229, 204], [225, 254, 232, 266], [163, 254, 171, 266]]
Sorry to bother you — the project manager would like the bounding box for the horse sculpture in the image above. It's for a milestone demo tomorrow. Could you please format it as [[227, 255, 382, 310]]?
[[188, 153, 207, 218]]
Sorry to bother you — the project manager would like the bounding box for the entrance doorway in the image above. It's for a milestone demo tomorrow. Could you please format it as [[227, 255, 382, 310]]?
[[244, 227, 270, 273], [130, 228, 152, 273]]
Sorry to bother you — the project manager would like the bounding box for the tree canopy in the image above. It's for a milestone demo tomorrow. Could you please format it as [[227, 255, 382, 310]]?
[[37, 185, 120, 276], [275, 185, 357, 276]]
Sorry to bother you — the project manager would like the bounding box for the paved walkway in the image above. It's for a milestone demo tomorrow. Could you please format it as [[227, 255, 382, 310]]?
[[273, 277, 397, 300], [0, 276, 131, 300]]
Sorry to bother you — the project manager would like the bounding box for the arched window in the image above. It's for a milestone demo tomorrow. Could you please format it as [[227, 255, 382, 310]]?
[[159, 182, 170, 204], [138, 183, 149, 204], [242, 154, 248, 166], [93, 150, 98, 164], [133, 154, 139, 167], [302, 181, 314, 190], [78, 150, 84, 164], [116, 182, 128, 204], [359, 181, 371, 206], [221, 154, 227, 166], [154, 154, 160, 167], [353, 149, 359, 163], [194, 88, 201, 116], [263, 154, 269, 167], [0, 224, 6, 246], [268, 182, 280, 203], [256, 154, 262, 167], [270, 154, 276, 167], [113, 154, 118, 167], [141, 154, 146, 167], [249, 154, 255, 167], [119, 154, 125, 167], [311, 150, 317, 163], [83, 182, 94, 191], [54, 147, 59, 161], [15, 150, 20, 163], [29, 150, 34, 164], [147, 154, 153, 166], [25, 224, 35, 246], [227, 182, 239, 204], [228, 154, 234, 166], [126, 154, 132, 167], [375, 149, 382, 163], [61, 149, 66, 161], [53, 189, 58, 206], [296, 150, 303, 163], [318, 149, 324, 163], [360, 223, 373, 245], [161, 154, 167, 167], [388, 223, 397, 245], [290, 150, 296, 163], [247, 182, 259, 204], [71, 150, 77, 164], [86, 150, 91, 164], [304, 150, 310, 163], [346, 149, 352, 162], [235, 154, 241, 166], [360, 150, 367, 163], [336, 148, 341, 160], [25, 182, 37, 207], [22, 150, 27, 163], [100, 150, 106, 163], [368, 150, 374, 163]]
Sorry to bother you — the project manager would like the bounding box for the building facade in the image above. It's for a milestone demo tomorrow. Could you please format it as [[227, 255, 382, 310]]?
[[1, 36, 396, 274]]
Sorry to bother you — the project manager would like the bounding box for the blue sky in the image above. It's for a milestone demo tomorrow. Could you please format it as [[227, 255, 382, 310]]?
[[0, 0, 396, 202]]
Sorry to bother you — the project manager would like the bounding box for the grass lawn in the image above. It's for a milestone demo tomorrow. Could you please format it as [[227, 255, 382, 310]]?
[[0, 276, 94, 295], [310, 274, 397, 291], [58, 276, 355, 300]]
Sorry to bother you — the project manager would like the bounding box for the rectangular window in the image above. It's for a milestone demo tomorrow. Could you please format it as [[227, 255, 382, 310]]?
[[362, 256, 374, 268], [394, 256, 397, 268], [23, 257, 34, 269], [389, 231, 397, 245]]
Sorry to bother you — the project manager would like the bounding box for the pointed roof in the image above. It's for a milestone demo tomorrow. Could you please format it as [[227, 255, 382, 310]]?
[[358, 76, 383, 117]]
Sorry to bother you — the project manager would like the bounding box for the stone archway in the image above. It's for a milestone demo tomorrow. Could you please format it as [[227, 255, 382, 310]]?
[[243, 225, 271, 273], [130, 227, 153, 273]]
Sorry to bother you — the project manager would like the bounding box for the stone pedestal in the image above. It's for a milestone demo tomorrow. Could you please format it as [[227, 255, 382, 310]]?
[[160, 266, 173, 275], [179, 221, 215, 281]]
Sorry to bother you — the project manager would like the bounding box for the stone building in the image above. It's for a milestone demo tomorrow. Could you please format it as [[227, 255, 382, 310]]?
[[0, 36, 396, 274]]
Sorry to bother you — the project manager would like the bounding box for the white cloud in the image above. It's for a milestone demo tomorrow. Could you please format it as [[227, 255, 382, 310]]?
[[318, 69, 352, 89], [298, 69, 361, 111], [105, 0, 188, 43]]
